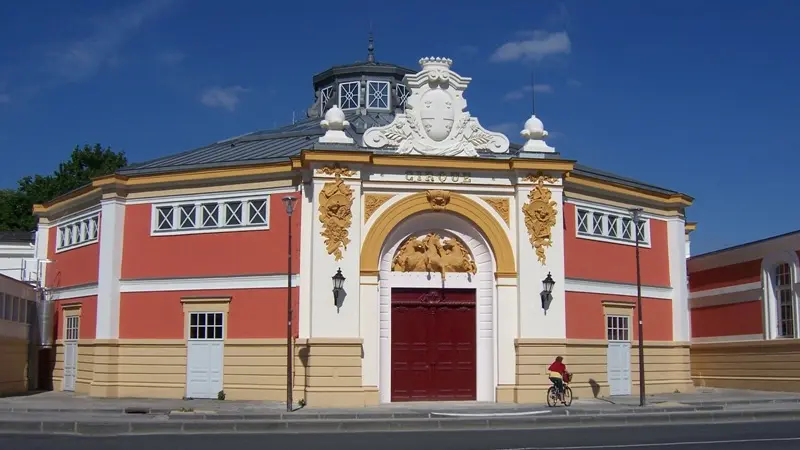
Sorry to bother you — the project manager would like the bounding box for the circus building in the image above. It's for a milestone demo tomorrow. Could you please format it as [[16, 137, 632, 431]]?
[[31, 47, 695, 406]]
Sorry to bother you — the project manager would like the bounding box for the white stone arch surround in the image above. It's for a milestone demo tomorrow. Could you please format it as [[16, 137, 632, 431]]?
[[377, 212, 497, 403], [762, 250, 800, 339]]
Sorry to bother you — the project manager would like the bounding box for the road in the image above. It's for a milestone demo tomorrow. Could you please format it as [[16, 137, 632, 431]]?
[[2, 420, 800, 449]]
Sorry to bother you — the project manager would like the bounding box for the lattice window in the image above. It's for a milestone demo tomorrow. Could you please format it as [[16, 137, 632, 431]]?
[[189, 312, 224, 340], [577, 209, 590, 233], [592, 212, 604, 235], [777, 263, 794, 338], [621, 218, 633, 240], [607, 315, 630, 341], [339, 81, 360, 110], [56, 213, 101, 252], [367, 81, 390, 110], [396, 84, 409, 108], [607, 215, 620, 238], [320, 85, 334, 114], [152, 195, 271, 234], [575, 205, 650, 245]]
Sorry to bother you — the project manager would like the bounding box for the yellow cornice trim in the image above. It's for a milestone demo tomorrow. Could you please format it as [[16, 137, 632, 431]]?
[[685, 222, 698, 234], [360, 191, 516, 275], [566, 173, 694, 207]]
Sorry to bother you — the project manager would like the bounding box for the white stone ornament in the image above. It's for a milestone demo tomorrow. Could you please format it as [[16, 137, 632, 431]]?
[[362, 57, 509, 157], [319, 105, 354, 144], [520, 114, 555, 153]]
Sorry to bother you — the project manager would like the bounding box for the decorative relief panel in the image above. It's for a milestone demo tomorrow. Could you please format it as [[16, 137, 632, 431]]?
[[522, 172, 558, 265], [362, 57, 509, 157], [364, 194, 394, 222], [392, 232, 477, 275], [481, 197, 510, 226], [318, 165, 355, 261], [426, 189, 450, 211]]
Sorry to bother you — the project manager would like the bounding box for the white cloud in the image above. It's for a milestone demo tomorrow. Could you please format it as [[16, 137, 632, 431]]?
[[158, 51, 186, 66], [504, 84, 554, 101], [200, 86, 249, 112], [487, 122, 519, 135], [43, 0, 176, 82], [0, 94, 9, 104], [491, 31, 571, 63]]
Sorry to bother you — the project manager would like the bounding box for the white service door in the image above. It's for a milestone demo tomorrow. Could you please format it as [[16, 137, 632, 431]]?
[[63, 315, 79, 392], [186, 312, 224, 399], [63, 342, 78, 392], [607, 342, 632, 396]]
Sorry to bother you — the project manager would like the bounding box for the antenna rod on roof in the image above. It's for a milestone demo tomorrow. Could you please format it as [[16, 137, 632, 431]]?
[[367, 27, 375, 63], [531, 69, 536, 115]]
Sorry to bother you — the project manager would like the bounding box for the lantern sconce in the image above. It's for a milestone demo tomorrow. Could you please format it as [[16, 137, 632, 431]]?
[[332, 268, 346, 308], [540, 272, 555, 314]]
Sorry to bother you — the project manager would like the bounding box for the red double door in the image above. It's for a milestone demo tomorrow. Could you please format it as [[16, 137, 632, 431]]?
[[391, 288, 477, 402]]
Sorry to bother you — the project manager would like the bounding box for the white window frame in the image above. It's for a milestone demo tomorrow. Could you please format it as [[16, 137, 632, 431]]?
[[396, 84, 409, 109], [339, 81, 360, 110], [366, 80, 391, 110], [607, 314, 631, 342], [573, 202, 651, 248], [55, 210, 100, 253], [320, 85, 334, 115], [65, 315, 79, 341], [762, 251, 800, 340], [188, 312, 224, 341], [150, 194, 271, 236]]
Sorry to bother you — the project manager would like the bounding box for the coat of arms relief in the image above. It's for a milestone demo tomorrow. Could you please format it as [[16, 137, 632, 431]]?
[[362, 57, 510, 157]]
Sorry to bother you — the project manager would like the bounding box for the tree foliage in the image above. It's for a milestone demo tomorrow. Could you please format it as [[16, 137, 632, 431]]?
[[0, 144, 127, 231]]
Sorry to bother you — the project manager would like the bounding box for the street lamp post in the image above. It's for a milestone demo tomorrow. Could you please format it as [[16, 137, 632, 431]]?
[[282, 196, 297, 413], [630, 208, 645, 407]]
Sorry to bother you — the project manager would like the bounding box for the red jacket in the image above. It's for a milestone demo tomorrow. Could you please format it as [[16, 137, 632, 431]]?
[[548, 361, 567, 376]]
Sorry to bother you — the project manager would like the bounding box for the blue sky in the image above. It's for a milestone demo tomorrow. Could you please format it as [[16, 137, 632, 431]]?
[[1, 0, 798, 254]]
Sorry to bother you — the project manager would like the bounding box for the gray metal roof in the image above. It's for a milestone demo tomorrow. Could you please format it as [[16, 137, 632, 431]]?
[[119, 111, 686, 197]]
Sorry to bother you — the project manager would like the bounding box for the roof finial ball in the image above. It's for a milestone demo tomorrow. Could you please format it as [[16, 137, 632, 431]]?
[[319, 105, 354, 144], [520, 114, 555, 153]]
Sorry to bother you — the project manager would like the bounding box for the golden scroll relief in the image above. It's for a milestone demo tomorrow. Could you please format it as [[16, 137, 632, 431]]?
[[392, 232, 477, 276], [318, 165, 355, 260], [522, 172, 558, 265]]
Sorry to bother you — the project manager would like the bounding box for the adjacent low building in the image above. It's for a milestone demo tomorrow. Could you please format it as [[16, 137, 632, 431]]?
[[0, 274, 38, 395], [33, 47, 695, 405], [689, 229, 800, 391], [0, 231, 36, 282]]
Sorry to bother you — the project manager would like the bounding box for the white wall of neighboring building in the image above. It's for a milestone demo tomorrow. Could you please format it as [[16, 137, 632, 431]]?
[[0, 236, 36, 282]]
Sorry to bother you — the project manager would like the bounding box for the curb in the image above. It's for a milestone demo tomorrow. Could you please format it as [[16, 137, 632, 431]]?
[[1, 408, 800, 436]]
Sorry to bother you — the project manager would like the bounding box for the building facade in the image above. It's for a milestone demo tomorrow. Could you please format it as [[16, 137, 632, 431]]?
[[689, 230, 800, 391], [0, 274, 38, 395], [0, 232, 36, 282], [33, 53, 694, 406]]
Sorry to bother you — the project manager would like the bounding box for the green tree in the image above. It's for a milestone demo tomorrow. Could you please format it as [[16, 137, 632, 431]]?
[[1, 144, 127, 231]]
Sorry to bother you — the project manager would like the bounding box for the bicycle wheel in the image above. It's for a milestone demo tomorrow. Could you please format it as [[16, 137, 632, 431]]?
[[546, 386, 557, 407], [563, 386, 573, 407]]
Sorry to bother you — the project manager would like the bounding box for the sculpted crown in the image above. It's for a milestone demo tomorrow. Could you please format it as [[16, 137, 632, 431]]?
[[419, 57, 453, 71]]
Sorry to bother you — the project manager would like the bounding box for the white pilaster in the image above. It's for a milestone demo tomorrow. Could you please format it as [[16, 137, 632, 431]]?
[[667, 218, 690, 342], [298, 183, 313, 339], [34, 223, 51, 286], [496, 276, 518, 386], [95, 198, 125, 340], [516, 183, 566, 339], [309, 175, 362, 338], [360, 275, 379, 388]]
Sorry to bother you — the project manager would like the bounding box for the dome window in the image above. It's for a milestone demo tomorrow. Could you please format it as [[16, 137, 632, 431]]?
[[339, 81, 360, 110], [396, 84, 409, 109], [367, 80, 390, 110], [320, 85, 334, 115]]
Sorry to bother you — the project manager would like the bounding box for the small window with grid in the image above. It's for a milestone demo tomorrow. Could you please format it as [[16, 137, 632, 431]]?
[[65, 315, 80, 341], [189, 312, 224, 340], [607, 315, 630, 342]]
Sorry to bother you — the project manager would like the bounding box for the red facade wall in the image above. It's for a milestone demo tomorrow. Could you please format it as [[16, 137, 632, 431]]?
[[53, 296, 97, 341], [691, 301, 763, 338], [563, 203, 670, 287], [119, 288, 299, 339], [688, 259, 761, 292], [47, 227, 99, 288], [121, 193, 301, 279], [565, 291, 673, 341]]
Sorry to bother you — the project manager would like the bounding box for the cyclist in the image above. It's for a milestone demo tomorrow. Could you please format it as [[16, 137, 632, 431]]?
[[548, 356, 570, 403]]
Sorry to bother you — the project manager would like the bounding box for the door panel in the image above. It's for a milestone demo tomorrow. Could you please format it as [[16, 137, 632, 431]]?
[[63, 342, 77, 392], [607, 342, 632, 396], [391, 288, 476, 402]]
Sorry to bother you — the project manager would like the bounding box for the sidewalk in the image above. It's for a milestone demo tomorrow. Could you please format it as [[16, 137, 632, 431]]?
[[1, 388, 799, 435]]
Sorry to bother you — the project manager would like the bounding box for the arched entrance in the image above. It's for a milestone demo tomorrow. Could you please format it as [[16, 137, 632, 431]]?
[[376, 213, 498, 403]]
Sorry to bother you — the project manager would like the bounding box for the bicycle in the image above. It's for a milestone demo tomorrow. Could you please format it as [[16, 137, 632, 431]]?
[[546, 372, 573, 407]]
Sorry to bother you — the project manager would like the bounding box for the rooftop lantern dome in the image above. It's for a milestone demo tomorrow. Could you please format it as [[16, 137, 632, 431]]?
[[306, 34, 415, 119]]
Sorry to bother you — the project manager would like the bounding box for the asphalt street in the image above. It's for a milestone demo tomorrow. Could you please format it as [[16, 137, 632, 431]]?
[[2, 420, 800, 449]]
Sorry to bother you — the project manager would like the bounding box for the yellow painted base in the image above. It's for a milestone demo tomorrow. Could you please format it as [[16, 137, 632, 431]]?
[[512, 339, 693, 402], [0, 336, 29, 395], [692, 339, 800, 392]]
